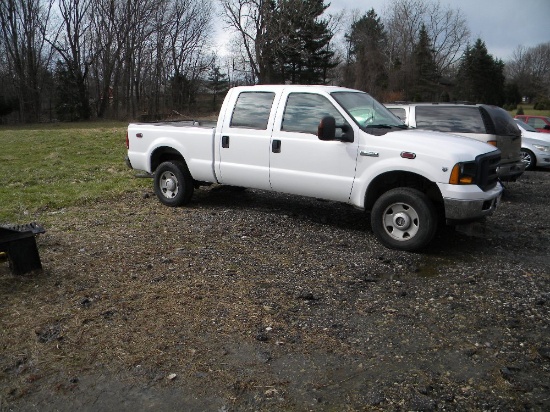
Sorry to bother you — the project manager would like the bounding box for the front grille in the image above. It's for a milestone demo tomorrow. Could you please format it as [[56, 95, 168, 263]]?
[[475, 151, 501, 191]]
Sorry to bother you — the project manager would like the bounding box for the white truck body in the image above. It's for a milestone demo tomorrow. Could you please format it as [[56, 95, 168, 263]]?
[[127, 85, 503, 251]]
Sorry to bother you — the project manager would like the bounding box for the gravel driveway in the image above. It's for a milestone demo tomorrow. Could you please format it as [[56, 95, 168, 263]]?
[[1, 170, 549, 411]]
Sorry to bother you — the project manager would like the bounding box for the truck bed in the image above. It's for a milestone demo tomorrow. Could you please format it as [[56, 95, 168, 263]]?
[[127, 122, 218, 182]]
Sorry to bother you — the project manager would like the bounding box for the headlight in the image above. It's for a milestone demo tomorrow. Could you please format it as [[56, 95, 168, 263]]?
[[449, 161, 477, 185], [533, 144, 550, 152]]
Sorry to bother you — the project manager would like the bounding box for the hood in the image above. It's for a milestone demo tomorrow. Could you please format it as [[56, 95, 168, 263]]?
[[379, 128, 499, 159], [520, 128, 550, 145]]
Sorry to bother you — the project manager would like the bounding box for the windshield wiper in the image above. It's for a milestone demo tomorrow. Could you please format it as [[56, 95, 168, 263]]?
[[365, 124, 408, 129]]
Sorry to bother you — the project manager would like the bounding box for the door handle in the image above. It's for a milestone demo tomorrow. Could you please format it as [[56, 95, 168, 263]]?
[[222, 135, 230, 148], [272, 139, 281, 153], [360, 150, 379, 157]]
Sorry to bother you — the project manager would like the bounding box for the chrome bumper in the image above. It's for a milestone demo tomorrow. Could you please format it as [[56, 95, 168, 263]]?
[[444, 193, 501, 223]]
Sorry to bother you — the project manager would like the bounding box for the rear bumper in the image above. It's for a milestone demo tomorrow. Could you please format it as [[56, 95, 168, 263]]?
[[497, 160, 526, 181], [125, 156, 133, 169]]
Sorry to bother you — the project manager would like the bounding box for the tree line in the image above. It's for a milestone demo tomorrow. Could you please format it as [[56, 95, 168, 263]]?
[[0, 0, 549, 124]]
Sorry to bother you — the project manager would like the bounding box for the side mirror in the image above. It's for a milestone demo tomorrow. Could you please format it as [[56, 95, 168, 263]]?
[[544, 124, 550, 130], [318, 116, 336, 140]]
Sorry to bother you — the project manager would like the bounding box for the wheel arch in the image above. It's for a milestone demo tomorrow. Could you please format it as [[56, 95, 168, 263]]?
[[150, 147, 188, 173], [520, 148, 536, 170], [364, 171, 443, 213]]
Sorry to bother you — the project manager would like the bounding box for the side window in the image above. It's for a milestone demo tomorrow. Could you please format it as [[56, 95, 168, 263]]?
[[388, 108, 406, 122], [531, 118, 545, 129], [282, 93, 346, 136], [415, 106, 486, 133], [230, 92, 275, 130]]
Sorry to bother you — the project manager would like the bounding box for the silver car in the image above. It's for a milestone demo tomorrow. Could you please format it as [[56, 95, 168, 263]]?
[[515, 119, 550, 170]]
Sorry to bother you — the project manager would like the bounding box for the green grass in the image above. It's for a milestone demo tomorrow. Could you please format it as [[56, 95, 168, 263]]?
[[0, 122, 149, 223], [509, 104, 550, 117]]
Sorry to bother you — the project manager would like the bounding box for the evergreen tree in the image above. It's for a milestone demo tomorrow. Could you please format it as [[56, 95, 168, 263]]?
[[411, 24, 439, 101], [456, 39, 506, 105], [277, 0, 337, 84], [344, 8, 388, 98], [208, 66, 229, 110], [503, 82, 521, 107]]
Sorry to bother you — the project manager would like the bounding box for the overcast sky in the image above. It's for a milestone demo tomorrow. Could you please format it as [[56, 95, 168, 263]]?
[[326, 0, 550, 61]]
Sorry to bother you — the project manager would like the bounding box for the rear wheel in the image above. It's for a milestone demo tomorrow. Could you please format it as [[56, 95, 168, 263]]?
[[371, 188, 437, 251], [154, 161, 194, 206], [520, 148, 536, 171]]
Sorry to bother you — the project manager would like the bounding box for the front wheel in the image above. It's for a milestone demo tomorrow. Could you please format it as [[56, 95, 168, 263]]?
[[153, 161, 194, 206], [371, 188, 437, 251], [520, 148, 536, 171]]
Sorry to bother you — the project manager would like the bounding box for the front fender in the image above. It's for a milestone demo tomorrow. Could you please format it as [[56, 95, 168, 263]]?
[[349, 155, 451, 209]]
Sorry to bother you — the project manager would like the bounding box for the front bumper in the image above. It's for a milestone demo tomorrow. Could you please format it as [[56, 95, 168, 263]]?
[[443, 184, 503, 223], [534, 152, 550, 168], [497, 160, 526, 182]]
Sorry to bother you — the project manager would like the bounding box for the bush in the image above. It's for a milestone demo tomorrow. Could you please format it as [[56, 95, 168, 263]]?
[[534, 99, 550, 110], [516, 106, 524, 115]]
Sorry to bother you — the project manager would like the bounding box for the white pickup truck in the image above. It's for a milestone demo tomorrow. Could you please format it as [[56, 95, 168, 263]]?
[[126, 85, 503, 251]]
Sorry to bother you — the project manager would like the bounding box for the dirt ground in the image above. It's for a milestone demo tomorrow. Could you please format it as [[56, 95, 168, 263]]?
[[1, 170, 549, 411]]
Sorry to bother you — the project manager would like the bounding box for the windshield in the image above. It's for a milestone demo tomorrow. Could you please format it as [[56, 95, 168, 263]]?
[[515, 119, 538, 132], [330, 91, 405, 130]]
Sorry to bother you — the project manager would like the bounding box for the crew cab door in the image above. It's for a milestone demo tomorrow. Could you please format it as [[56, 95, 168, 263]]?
[[216, 91, 277, 190], [269, 91, 359, 202]]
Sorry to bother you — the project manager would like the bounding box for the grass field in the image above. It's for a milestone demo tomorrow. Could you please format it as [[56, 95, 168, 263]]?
[[510, 104, 550, 117], [0, 122, 149, 223]]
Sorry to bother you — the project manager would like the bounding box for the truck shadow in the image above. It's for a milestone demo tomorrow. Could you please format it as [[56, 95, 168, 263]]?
[[193, 185, 366, 229], [189, 185, 501, 256]]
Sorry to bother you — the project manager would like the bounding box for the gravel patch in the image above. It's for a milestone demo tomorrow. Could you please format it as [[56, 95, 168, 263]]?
[[1, 170, 549, 411]]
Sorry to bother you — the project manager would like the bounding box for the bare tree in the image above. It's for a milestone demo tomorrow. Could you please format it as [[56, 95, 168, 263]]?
[[507, 43, 550, 100], [384, 0, 470, 94], [90, 0, 124, 118], [89, 0, 159, 119], [48, 0, 94, 120], [141, 3, 172, 118], [385, 0, 427, 68], [219, 0, 269, 83], [0, 0, 55, 122], [220, 0, 338, 85], [424, 1, 470, 74], [166, 0, 214, 109]]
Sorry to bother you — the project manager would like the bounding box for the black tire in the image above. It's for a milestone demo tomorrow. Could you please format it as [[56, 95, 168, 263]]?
[[153, 161, 194, 206], [521, 148, 536, 171], [371, 188, 437, 251]]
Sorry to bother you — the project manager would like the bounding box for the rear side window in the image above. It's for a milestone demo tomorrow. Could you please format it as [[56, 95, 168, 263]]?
[[481, 105, 520, 137], [415, 106, 485, 133], [230, 92, 275, 130], [387, 108, 406, 122], [282, 93, 346, 135], [528, 118, 550, 129]]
